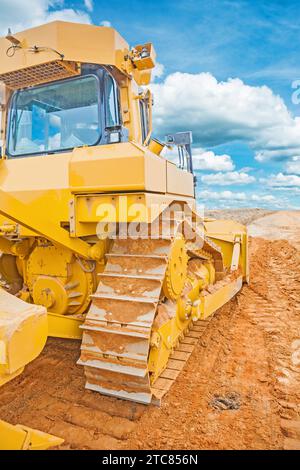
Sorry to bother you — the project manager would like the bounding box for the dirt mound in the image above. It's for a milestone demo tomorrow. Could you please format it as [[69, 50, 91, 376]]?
[[205, 208, 274, 226], [249, 211, 300, 250]]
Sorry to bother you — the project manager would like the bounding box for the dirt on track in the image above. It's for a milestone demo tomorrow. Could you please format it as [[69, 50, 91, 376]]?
[[0, 211, 299, 450]]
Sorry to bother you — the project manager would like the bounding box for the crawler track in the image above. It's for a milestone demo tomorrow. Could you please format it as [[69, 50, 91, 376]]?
[[78, 217, 227, 404]]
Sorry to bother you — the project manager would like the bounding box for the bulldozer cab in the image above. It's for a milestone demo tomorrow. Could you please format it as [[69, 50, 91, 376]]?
[[0, 22, 156, 159], [6, 65, 127, 158]]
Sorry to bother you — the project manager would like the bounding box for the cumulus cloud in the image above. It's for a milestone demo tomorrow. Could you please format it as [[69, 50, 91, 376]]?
[[250, 194, 276, 202], [0, 0, 91, 35], [260, 173, 300, 187], [163, 147, 235, 172], [151, 71, 300, 164], [198, 190, 247, 201], [201, 171, 255, 186], [193, 150, 235, 171]]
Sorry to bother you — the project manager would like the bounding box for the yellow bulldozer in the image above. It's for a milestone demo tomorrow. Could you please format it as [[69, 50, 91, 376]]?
[[0, 21, 249, 449]]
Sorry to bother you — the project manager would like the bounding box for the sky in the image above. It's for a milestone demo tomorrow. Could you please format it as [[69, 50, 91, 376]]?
[[1, 0, 300, 209]]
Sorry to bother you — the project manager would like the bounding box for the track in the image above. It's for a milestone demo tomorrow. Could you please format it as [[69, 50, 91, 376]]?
[[78, 237, 172, 404], [0, 229, 299, 449], [78, 217, 226, 404]]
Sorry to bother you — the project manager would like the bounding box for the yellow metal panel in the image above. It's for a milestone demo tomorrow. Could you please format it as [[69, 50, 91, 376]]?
[[0, 21, 129, 76], [0, 187, 90, 258], [69, 143, 146, 192], [200, 276, 243, 319], [75, 193, 148, 224], [144, 148, 166, 193], [0, 152, 70, 192], [69, 142, 166, 194], [70, 143, 167, 194], [0, 153, 72, 237], [72, 192, 195, 237], [0, 288, 47, 379], [166, 161, 194, 197], [0, 419, 63, 450], [48, 312, 83, 340], [205, 219, 249, 279]]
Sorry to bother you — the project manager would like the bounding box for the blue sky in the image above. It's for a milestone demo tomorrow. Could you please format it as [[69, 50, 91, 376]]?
[[1, 0, 300, 209]]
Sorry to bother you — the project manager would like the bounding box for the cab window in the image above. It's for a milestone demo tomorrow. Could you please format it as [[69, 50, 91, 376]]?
[[105, 75, 120, 127], [8, 75, 100, 156]]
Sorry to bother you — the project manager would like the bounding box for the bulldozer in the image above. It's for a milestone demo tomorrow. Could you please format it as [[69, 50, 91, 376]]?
[[0, 21, 249, 449]]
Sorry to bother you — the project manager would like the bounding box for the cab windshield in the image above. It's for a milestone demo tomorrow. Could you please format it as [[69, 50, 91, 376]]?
[[8, 75, 100, 156]]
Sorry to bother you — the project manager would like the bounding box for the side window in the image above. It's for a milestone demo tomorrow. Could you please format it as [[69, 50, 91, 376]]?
[[105, 75, 120, 127]]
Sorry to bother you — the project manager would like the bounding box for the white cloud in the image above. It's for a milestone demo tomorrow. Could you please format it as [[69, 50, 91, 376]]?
[[198, 190, 247, 201], [201, 171, 255, 186], [193, 149, 235, 171], [260, 173, 300, 188], [285, 157, 300, 175], [100, 20, 112, 27], [84, 0, 93, 12], [45, 8, 91, 24], [197, 190, 276, 205], [250, 194, 276, 202], [272, 187, 300, 194], [163, 147, 235, 172], [0, 0, 91, 35], [151, 71, 300, 164]]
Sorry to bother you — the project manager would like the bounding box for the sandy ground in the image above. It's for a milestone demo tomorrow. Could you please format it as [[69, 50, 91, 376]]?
[[205, 208, 274, 226], [0, 210, 299, 450], [248, 211, 300, 250]]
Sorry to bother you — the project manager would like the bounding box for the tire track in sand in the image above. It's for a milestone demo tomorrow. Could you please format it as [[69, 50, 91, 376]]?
[[242, 238, 300, 449]]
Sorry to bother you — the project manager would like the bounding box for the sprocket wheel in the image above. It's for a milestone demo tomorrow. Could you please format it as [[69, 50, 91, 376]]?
[[163, 235, 188, 301]]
